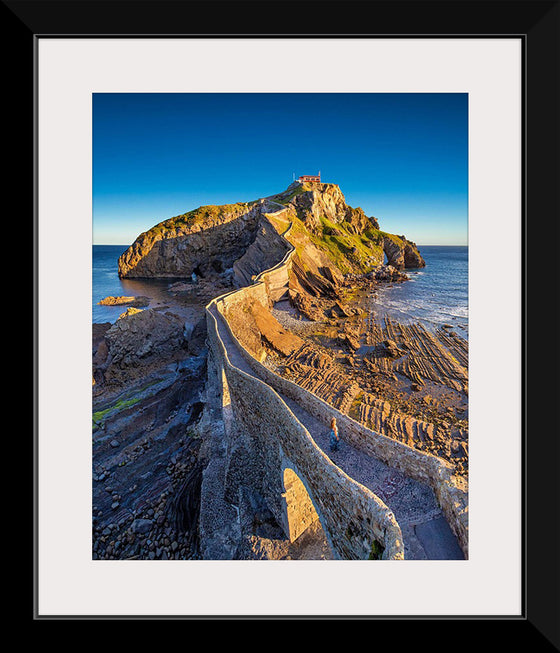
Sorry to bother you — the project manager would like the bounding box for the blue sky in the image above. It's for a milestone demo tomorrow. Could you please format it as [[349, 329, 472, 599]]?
[[93, 93, 468, 245]]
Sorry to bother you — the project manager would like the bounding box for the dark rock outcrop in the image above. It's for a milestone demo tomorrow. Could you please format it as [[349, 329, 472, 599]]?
[[232, 217, 290, 287], [95, 308, 189, 387], [382, 234, 426, 270]]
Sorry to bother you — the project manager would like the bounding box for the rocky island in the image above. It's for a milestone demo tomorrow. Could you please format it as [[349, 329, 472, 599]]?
[[93, 180, 467, 561]]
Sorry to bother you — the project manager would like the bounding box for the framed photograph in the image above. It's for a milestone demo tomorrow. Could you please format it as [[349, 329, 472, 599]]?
[[11, 0, 558, 638]]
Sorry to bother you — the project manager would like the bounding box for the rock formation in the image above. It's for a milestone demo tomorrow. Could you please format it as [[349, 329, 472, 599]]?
[[382, 233, 426, 270], [368, 264, 409, 282], [97, 295, 150, 307], [93, 307, 190, 388], [273, 181, 378, 234], [93, 179, 471, 563], [224, 298, 305, 362], [118, 202, 265, 279], [232, 216, 291, 288], [117, 181, 425, 284]]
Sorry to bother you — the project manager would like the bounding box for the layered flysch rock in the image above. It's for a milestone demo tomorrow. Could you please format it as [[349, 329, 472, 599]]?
[[232, 216, 291, 288], [117, 181, 425, 281]]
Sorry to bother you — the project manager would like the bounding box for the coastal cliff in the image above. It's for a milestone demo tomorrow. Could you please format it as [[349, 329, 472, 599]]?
[[118, 201, 264, 279], [117, 182, 425, 282], [93, 181, 468, 563]]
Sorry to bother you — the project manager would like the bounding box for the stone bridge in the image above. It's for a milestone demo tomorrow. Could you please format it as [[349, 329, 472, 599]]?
[[202, 205, 468, 560]]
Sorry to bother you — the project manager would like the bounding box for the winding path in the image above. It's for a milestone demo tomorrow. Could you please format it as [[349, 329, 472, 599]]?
[[208, 301, 464, 560]]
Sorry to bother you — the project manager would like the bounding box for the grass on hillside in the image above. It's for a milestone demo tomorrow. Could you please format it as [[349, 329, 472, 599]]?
[[144, 202, 253, 239], [313, 215, 384, 273], [92, 397, 142, 430]]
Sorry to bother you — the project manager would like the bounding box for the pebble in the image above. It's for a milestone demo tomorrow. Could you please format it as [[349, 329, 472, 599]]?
[[131, 518, 153, 535]]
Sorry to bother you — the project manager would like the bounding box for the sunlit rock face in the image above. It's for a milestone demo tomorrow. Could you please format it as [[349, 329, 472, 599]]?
[[118, 202, 265, 279], [117, 181, 424, 283], [382, 234, 426, 270], [280, 182, 376, 234]]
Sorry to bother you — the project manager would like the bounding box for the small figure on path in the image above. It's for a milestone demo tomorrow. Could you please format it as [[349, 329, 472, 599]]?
[[329, 417, 340, 452]]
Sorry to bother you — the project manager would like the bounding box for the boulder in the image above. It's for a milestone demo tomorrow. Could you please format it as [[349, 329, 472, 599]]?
[[338, 333, 360, 351], [187, 317, 208, 356], [101, 308, 187, 385], [118, 306, 144, 320], [131, 519, 153, 535], [97, 295, 150, 308], [330, 301, 353, 318], [289, 291, 325, 322], [248, 302, 305, 357], [369, 264, 409, 282], [370, 339, 405, 359]]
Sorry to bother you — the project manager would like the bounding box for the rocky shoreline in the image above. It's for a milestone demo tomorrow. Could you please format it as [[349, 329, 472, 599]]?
[[92, 181, 467, 560], [92, 265, 468, 559], [97, 295, 151, 308], [92, 285, 211, 560]]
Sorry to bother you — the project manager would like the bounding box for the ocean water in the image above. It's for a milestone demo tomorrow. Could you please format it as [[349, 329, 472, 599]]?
[[92, 245, 175, 324], [94, 245, 469, 337], [371, 246, 468, 338]]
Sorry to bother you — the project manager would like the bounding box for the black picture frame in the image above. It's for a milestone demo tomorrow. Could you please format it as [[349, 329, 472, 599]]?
[[10, 0, 558, 643]]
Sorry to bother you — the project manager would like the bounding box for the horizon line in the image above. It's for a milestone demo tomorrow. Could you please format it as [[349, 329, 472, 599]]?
[[93, 242, 469, 247]]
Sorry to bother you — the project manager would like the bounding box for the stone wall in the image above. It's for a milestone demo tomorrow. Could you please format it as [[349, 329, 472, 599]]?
[[226, 334, 468, 556], [204, 208, 468, 559], [206, 301, 404, 560], [235, 343, 468, 558], [282, 468, 321, 542], [232, 215, 292, 293]]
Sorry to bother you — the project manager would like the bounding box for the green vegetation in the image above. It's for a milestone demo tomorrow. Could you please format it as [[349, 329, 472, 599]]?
[[344, 524, 386, 559], [362, 226, 384, 245], [347, 392, 364, 422], [368, 540, 385, 560], [92, 396, 143, 430], [145, 202, 252, 239], [379, 231, 404, 247], [285, 216, 313, 263], [284, 210, 385, 275], [308, 215, 384, 273], [271, 183, 309, 206]]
